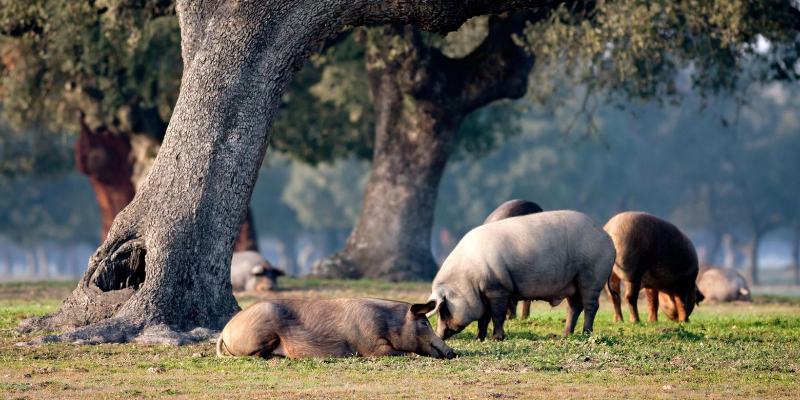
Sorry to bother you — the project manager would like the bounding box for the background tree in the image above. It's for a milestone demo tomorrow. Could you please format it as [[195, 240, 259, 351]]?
[[12, 0, 567, 345], [0, 1, 263, 249], [301, 0, 800, 280]]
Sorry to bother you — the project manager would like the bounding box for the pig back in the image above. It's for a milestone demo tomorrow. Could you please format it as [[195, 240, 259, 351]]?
[[604, 212, 698, 290], [437, 210, 614, 294]]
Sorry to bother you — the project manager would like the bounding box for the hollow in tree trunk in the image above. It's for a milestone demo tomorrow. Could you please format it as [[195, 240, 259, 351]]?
[[17, 0, 563, 345], [313, 12, 543, 281]]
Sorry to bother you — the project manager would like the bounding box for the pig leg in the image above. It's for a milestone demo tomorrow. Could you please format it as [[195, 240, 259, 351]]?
[[672, 293, 689, 322], [375, 339, 408, 357], [564, 292, 584, 337], [506, 300, 517, 320], [623, 279, 642, 323], [605, 271, 623, 322], [475, 309, 491, 341], [487, 292, 510, 341], [580, 288, 602, 335], [645, 288, 659, 322], [521, 301, 531, 319]]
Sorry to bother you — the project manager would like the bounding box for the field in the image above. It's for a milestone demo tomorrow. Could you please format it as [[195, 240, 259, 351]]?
[[2, 280, 799, 399]]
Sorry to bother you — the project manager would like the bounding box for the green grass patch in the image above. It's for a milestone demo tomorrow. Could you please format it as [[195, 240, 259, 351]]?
[[1, 280, 799, 399]]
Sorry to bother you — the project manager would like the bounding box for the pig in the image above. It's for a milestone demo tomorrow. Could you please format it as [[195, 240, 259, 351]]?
[[428, 210, 617, 340], [482, 200, 545, 320], [603, 212, 704, 323], [231, 251, 284, 292], [696, 264, 751, 303], [216, 298, 455, 359]]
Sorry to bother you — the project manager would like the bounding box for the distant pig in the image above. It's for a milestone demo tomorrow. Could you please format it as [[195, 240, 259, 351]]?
[[604, 212, 704, 323], [429, 210, 616, 340], [216, 298, 455, 359], [696, 264, 751, 303], [231, 251, 284, 292], [482, 200, 544, 320]]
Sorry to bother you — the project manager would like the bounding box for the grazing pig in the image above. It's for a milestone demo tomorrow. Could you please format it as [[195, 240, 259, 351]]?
[[696, 264, 751, 303], [604, 212, 704, 323], [482, 200, 544, 320], [216, 298, 455, 359], [429, 210, 616, 340], [231, 251, 285, 292]]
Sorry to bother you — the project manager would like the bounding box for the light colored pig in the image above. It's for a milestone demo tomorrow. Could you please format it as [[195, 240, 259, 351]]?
[[696, 264, 751, 303], [429, 210, 616, 340], [216, 298, 455, 359], [231, 251, 284, 292], [482, 199, 544, 320]]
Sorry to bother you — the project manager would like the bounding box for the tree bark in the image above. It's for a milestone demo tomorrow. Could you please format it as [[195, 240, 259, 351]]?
[[313, 11, 544, 281], [18, 0, 564, 345]]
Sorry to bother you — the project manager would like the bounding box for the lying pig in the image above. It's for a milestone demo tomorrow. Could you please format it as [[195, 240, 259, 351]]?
[[429, 210, 616, 340], [231, 251, 284, 292], [696, 264, 751, 303], [482, 200, 544, 320], [604, 212, 704, 323], [216, 298, 455, 359]]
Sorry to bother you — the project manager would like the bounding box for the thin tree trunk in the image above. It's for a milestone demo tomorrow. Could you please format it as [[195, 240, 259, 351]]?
[[25, 249, 35, 279], [0, 245, 10, 279], [745, 231, 763, 286], [793, 223, 799, 285], [276, 238, 298, 276], [233, 209, 259, 252], [36, 245, 48, 279], [18, 0, 564, 344]]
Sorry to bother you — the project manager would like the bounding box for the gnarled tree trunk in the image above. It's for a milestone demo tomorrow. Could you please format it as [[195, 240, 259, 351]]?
[[18, 0, 562, 345], [313, 12, 543, 281]]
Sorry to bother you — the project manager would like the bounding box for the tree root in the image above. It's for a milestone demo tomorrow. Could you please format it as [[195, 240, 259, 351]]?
[[17, 317, 218, 346]]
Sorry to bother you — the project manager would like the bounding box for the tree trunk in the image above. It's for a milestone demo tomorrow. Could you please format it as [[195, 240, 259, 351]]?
[[276, 238, 298, 276], [313, 13, 541, 281], [793, 223, 799, 285], [745, 231, 763, 286], [233, 209, 259, 252], [18, 0, 563, 345], [75, 119, 137, 241]]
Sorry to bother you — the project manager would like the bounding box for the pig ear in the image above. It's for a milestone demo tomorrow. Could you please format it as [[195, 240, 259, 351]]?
[[250, 265, 265, 275], [410, 301, 437, 316], [696, 287, 705, 304]]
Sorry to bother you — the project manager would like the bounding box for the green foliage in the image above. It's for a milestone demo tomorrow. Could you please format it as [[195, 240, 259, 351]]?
[[522, 0, 800, 115], [435, 80, 800, 236], [0, 1, 180, 134], [280, 157, 369, 230]]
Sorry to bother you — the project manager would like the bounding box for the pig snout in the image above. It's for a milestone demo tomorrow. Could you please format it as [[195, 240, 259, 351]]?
[[426, 337, 456, 359]]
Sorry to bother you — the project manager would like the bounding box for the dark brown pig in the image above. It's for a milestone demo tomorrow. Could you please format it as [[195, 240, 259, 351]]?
[[604, 212, 704, 323], [216, 298, 455, 359], [482, 200, 544, 320]]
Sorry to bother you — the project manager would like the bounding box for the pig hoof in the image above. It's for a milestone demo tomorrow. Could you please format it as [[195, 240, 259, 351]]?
[[474, 334, 486, 341], [491, 334, 505, 341]]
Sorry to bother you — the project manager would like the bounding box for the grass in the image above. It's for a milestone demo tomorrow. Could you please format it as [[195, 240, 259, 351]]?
[[1, 279, 799, 399]]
